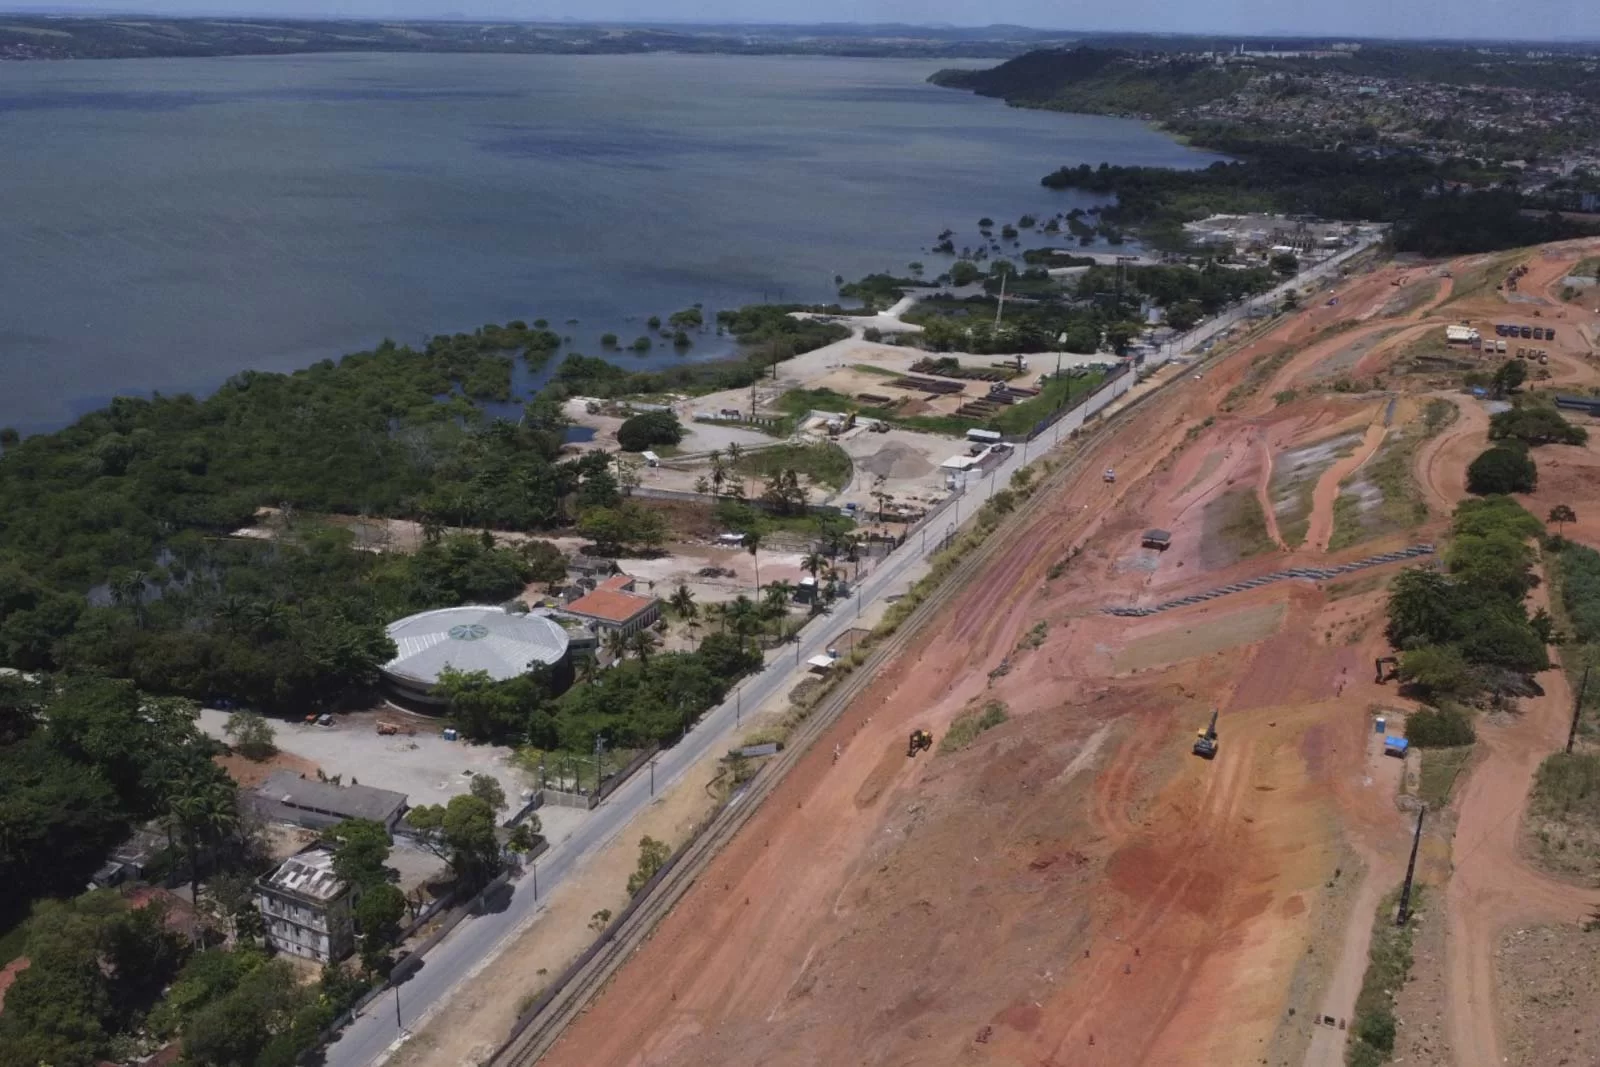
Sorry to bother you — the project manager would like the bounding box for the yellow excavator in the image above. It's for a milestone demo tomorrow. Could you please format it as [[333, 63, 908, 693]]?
[[1192, 709, 1218, 760], [907, 729, 933, 757]]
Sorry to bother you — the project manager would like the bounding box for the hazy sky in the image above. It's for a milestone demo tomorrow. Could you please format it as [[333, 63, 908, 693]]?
[[18, 0, 1600, 41]]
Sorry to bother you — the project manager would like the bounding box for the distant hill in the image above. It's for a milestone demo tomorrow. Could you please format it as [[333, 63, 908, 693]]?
[[930, 47, 1249, 120], [0, 16, 1077, 61]]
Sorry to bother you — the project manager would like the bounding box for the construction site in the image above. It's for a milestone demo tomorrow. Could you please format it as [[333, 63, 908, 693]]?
[[394, 241, 1600, 1067]]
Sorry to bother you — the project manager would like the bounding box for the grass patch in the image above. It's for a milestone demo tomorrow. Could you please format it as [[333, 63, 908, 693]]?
[[1274, 388, 1299, 406], [1347, 886, 1422, 1067], [1326, 572, 1389, 600], [776, 370, 1108, 440], [1221, 347, 1293, 410], [1210, 489, 1277, 563], [1443, 247, 1528, 307], [1531, 752, 1600, 822], [1526, 751, 1600, 881], [1418, 745, 1474, 808], [1330, 400, 1455, 551], [732, 442, 853, 492], [939, 701, 1009, 754], [1016, 620, 1049, 651]]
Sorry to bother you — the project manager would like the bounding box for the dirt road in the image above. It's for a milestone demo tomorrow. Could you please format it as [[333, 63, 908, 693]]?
[[1444, 591, 1594, 1065]]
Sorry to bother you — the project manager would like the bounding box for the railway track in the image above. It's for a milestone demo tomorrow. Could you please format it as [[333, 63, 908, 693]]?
[[489, 307, 1274, 1067]]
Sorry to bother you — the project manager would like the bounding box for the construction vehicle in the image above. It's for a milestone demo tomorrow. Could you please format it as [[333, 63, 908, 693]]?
[[907, 729, 933, 757], [376, 720, 415, 737], [1374, 655, 1399, 683], [1193, 709, 1219, 759], [1103, 468, 1116, 483]]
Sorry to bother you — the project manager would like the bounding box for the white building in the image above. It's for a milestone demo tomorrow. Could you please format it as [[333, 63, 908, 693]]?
[[257, 847, 358, 963]]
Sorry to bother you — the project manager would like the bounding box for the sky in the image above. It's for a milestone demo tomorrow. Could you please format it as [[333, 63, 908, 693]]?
[[12, 0, 1600, 41]]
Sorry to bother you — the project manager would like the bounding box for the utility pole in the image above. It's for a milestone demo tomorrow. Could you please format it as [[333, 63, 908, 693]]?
[[1568, 664, 1592, 754], [649, 758, 656, 797], [593, 734, 606, 797], [993, 270, 1008, 331], [394, 985, 402, 1031], [1396, 804, 1426, 926]]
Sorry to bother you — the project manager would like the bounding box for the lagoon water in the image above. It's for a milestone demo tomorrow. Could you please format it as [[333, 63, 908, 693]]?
[[0, 52, 1219, 433]]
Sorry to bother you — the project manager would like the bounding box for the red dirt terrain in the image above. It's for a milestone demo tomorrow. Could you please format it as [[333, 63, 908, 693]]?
[[542, 246, 1600, 1067]]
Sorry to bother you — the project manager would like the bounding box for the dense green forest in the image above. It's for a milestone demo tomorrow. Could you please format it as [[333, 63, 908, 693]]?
[[1387, 497, 1552, 699], [0, 314, 816, 716]]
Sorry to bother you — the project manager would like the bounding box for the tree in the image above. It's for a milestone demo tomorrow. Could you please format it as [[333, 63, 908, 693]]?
[[1385, 568, 1458, 650], [1491, 358, 1527, 397], [322, 818, 395, 891], [1396, 644, 1475, 697], [433, 667, 550, 743], [763, 581, 793, 621], [469, 773, 507, 814], [628, 628, 660, 669], [616, 411, 684, 452], [1270, 251, 1299, 275], [603, 628, 629, 662], [1466, 446, 1537, 495], [354, 884, 406, 974], [1549, 503, 1577, 536], [626, 836, 672, 896], [167, 766, 240, 902], [741, 530, 762, 592], [224, 711, 276, 761], [405, 794, 503, 890], [518, 539, 570, 586], [669, 583, 697, 619], [182, 959, 320, 1067], [1490, 405, 1587, 446], [949, 260, 983, 287]]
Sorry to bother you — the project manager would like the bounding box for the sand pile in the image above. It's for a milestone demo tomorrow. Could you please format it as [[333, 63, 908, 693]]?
[[857, 441, 933, 480]]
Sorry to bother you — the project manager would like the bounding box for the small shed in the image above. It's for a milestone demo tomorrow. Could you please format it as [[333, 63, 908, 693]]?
[[1383, 736, 1409, 758], [1141, 529, 1173, 550], [806, 654, 835, 674]]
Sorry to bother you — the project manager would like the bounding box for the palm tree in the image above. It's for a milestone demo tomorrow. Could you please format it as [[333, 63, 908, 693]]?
[[168, 769, 239, 901], [802, 551, 827, 583], [628, 628, 660, 670], [742, 530, 763, 593], [727, 443, 745, 496], [727, 595, 758, 651], [669, 583, 697, 619], [577, 656, 600, 685], [708, 450, 725, 498], [764, 581, 793, 617], [603, 628, 629, 663]]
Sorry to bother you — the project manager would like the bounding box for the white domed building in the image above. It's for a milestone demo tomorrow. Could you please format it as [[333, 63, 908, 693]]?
[[381, 606, 572, 707]]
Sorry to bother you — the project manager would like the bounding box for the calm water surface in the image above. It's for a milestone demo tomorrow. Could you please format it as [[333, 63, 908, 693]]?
[[0, 53, 1219, 432]]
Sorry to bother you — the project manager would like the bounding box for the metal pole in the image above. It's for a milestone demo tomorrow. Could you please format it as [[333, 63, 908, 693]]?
[[1568, 664, 1591, 754], [533, 862, 538, 901], [649, 759, 656, 797], [394, 985, 402, 1031], [1396, 804, 1426, 926], [736, 686, 741, 727]]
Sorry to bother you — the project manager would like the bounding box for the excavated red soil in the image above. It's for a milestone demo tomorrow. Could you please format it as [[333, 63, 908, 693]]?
[[543, 246, 1600, 1067]]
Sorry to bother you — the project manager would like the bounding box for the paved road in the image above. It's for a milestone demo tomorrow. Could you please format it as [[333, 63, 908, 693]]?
[[324, 232, 1387, 1067], [326, 473, 1030, 1067]]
